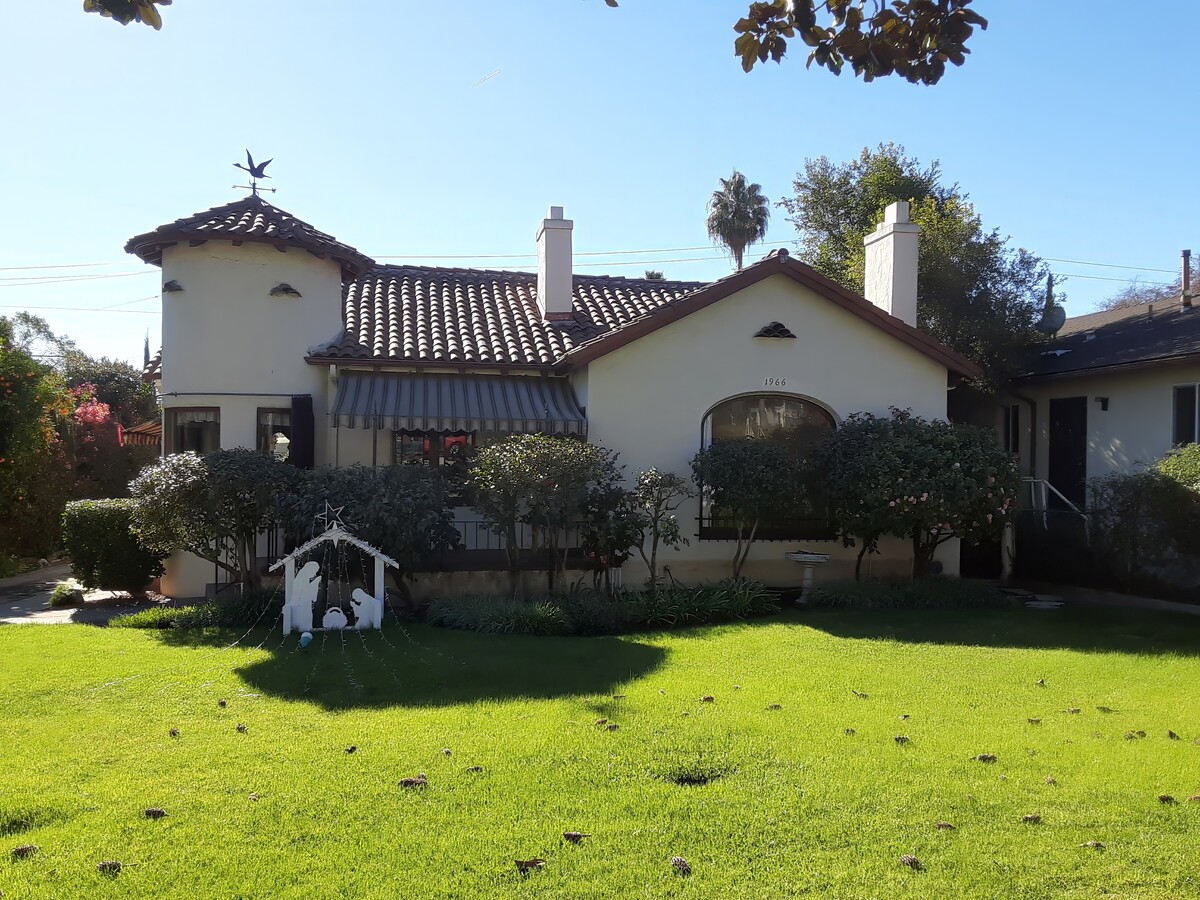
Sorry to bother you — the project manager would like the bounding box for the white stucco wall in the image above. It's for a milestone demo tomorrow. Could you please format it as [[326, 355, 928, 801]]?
[[583, 272, 957, 585], [1018, 360, 1200, 488], [157, 241, 345, 598]]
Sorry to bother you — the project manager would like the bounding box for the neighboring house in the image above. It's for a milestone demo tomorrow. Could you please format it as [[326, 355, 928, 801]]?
[[1008, 284, 1200, 509], [126, 195, 980, 598]]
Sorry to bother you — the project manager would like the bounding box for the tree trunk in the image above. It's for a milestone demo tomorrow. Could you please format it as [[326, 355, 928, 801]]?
[[911, 532, 937, 579], [855, 542, 869, 581]]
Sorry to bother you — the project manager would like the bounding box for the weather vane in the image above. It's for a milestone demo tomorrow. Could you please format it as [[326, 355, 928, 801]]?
[[232, 149, 275, 197]]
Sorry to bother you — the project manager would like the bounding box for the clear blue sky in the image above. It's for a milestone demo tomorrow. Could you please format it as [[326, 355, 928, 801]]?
[[1, 1, 1195, 367]]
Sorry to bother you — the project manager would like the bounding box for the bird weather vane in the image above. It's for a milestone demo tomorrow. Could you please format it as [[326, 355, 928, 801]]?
[[232, 150, 275, 197]]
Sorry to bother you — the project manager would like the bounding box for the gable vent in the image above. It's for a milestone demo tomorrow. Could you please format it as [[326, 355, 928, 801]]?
[[753, 321, 796, 339]]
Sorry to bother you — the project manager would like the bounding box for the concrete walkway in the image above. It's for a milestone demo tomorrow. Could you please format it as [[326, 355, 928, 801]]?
[[1015, 581, 1200, 618], [0, 562, 153, 625]]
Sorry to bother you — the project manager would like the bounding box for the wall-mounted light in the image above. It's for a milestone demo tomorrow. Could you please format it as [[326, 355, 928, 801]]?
[[163, 280, 183, 292], [270, 283, 302, 298], [1095, 397, 1109, 411]]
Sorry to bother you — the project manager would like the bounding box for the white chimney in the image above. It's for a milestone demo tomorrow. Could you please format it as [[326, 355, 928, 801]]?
[[536, 205, 574, 321], [863, 200, 920, 327]]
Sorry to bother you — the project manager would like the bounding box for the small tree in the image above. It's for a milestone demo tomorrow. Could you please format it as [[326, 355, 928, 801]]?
[[632, 468, 694, 592], [819, 408, 1018, 579], [691, 439, 801, 579], [130, 450, 294, 589], [471, 435, 625, 593]]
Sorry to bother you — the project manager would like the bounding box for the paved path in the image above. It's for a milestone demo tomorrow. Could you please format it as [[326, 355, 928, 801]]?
[[1016, 581, 1200, 618], [0, 563, 151, 625]]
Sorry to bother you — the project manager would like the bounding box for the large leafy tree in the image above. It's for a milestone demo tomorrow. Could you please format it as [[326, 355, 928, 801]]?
[[707, 170, 771, 271], [818, 408, 1018, 579], [89, 1, 988, 88], [65, 353, 158, 428], [780, 144, 1048, 387], [0, 317, 74, 559]]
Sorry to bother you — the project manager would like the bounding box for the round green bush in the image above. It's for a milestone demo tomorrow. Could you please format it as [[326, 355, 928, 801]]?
[[62, 499, 164, 594]]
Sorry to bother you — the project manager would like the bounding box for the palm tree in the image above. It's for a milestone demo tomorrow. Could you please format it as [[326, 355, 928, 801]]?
[[706, 171, 770, 270]]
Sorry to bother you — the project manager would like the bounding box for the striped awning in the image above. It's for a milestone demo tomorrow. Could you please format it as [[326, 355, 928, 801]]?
[[331, 372, 587, 435]]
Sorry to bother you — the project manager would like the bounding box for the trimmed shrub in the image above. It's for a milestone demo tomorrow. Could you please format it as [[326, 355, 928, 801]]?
[[47, 583, 84, 608], [806, 578, 1014, 610], [62, 499, 163, 593], [109, 588, 282, 629], [426, 579, 780, 636], [425, 594, 569, 635]]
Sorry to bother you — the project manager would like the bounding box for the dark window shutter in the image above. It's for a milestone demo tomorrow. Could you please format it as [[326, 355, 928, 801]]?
[[289, 395, 315, 468], [1174, 385, 1197, 445]]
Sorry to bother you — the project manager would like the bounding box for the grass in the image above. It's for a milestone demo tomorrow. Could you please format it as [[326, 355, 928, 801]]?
[[1, 607, 1199, 898]]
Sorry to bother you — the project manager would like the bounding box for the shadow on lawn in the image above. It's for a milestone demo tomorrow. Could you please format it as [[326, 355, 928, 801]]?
[[795, 606, 1200, 656], [152, 624, 667, 710]]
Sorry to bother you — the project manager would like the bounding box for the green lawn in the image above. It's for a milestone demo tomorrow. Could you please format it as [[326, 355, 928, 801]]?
[[2, 607, 1199, 898]]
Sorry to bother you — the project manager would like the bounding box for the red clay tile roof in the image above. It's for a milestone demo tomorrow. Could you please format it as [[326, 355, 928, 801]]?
[[125, 196, 371, 277], [308, 266, 703, 367], [142, 347, 162, 382]]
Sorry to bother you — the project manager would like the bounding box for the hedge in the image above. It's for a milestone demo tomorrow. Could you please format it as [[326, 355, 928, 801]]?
[[62, 499, 164, 594]]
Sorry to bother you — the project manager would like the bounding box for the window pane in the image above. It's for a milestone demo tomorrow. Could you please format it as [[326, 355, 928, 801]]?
[[167, 408, 219, 454], [708, 395, 834, 447], [1174, 385, 1197, 445], [395, 433, 431, 466], [257, 408, 292, 461]]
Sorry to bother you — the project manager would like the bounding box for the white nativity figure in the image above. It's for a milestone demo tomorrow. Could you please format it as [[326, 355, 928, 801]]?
[[271, 520, 398, 634], [282, 560, 322, 634], [322, 607, 349, 630], [350, 588, 382, 630]]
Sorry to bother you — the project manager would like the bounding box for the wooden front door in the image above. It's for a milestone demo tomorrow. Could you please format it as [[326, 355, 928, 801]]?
[[1048, 397, 1088, 509]]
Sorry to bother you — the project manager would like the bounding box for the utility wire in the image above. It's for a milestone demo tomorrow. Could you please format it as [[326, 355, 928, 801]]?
[[0, 271, 152, 288], [0, 303, 159, 314], [1052, 272, 1174, 285], [0, 262, 125, 272], [1043, 257, 1176, 275]]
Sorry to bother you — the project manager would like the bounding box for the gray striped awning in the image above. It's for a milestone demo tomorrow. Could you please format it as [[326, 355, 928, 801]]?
[[331, 372, 587, 435]]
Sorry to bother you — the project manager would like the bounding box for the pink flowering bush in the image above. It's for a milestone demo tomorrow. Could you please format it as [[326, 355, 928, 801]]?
[[818, 408, 1019, 578]]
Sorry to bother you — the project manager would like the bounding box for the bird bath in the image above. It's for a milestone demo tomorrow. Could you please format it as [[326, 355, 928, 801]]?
[[784, 550, 831, 604]]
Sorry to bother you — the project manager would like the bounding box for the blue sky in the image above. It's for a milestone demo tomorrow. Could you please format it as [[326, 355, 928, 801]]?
[[1, 1, 1195, 367]]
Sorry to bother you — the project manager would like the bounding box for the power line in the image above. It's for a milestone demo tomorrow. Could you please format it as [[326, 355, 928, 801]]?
[[1043, 257, 1176, 275], [0, 271, 152, 289], [1052, 271, 1174, 286], [0, 262, 125, 272], [103, 295, 160, 309], [0, 303, 159, 314]]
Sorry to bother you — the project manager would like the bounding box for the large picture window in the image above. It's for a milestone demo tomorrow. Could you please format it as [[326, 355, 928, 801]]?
[[166, 408, 219, 454], [1173, 384, 1198, 445], [699, 394, 836, 540]]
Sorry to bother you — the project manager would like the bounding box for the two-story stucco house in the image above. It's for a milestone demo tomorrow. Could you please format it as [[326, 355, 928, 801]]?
[[126, 194, 981, 598]]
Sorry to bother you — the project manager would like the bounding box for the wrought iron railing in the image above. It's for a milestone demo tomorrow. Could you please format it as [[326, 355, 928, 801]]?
[[697, 515, 837, 542], [453, 520, 582, 552]]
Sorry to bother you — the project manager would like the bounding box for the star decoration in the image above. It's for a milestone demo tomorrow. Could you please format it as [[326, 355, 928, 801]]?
[[314, 501, 347, 533]]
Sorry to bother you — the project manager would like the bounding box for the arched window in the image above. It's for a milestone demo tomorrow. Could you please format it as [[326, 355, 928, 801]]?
[[699, 394, 837, 541]]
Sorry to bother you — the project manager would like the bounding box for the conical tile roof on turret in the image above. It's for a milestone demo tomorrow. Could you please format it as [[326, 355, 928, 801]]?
[[125, 194, 371, 278]]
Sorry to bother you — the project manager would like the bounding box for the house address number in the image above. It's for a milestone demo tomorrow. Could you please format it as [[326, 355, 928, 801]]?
[[764, 377, 786, 387]]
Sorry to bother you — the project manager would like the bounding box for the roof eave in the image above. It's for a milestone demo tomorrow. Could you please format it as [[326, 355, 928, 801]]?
[[559, 254, 983, 380], [1012, 350, 1200, 382]]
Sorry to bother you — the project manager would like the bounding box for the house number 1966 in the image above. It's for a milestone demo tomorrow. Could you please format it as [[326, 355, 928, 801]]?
[[764, 377, 786, 387]]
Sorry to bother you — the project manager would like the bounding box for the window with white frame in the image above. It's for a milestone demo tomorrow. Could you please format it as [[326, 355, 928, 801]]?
[[1173, 384, 1198, 445]]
